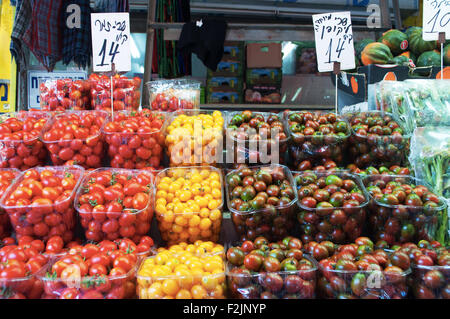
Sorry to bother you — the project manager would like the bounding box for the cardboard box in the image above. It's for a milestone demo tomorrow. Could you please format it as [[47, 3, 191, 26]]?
[[207, 60, 244, 77], [207, 89, 243, 104], [246, 68, 282, 86], [245, 85, 281, 104], [247, 43, 282, 68], [223, 41, 245, 62], [207, 77, 243, 91]]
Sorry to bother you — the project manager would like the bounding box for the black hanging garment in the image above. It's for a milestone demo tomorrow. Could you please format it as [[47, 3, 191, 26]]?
[[177, 19, 227, 71]]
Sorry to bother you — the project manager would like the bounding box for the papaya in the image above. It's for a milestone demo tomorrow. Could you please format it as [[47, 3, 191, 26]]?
[[407, 27, 437, 55], [416, 50, 441, 67], [444, 44, 450, 66], [355, 39, 375, 60], [378, 29, 408, 55], [361, 42, 394, 65]]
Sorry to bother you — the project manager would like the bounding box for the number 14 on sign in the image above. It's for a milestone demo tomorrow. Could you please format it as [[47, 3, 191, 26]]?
[[313, 11, 356, 72]]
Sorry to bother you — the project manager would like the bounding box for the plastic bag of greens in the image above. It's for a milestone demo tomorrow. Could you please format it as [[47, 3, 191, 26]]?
[[402, 80, 450, 130], [409, 126, 450, 244]]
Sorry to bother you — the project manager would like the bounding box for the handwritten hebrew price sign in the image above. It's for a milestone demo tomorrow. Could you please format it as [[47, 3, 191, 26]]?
[[312, 11, 356, 72], [91, 12, 131, 72]]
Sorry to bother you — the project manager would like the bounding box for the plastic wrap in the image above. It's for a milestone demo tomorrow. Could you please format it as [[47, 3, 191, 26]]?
[[0, 168, 20, 239], [409, 127, 450, 244], [318, 263, 410, 299], [286, 111, 350, 169], [0, 112, 50, 170], [75, 168, 154, 243], [0, 166, 85, 243], [147, 79, 201, 111], [346, 111, 410, 168], [90, 75, 141, 111], [363, 175, 447, 245], [166, 110, 224, 166], [393, 80, 450, 131], [102, 110, 166, 169], [39, 79, 91, 111], [226, 111, 288, 166], [137, 247, 226, 299], [294, 171, 368, 244], [41, 110, 109, 168], [154, 166, 223, 245], [226, 164, 297, 242]]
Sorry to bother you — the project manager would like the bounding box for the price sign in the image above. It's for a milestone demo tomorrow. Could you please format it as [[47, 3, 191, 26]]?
[[91, 12, 131, 72], [312, 11, 356, 72], [423, 0, 450, 41]]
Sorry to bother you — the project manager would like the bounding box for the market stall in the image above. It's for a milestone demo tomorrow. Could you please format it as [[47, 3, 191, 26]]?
[[0, 0, 448, 302]]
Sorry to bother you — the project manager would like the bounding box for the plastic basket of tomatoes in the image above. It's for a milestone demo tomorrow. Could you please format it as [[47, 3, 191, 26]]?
[[90, 74, 141, 111], [346, 164, 411, 177], [102, 110, 166, 169], [346, 111, 410, 168], [155, 166, 223, 245], [75, 168, 154, 243], [225, 164, 297, 242], [165, 110, 224, 166], [0, 111, 49, 170], [39, 79, 91, 111], [147, 79, 200, 111], [41, 110, 109, 168], [295, 159, 345, 173], [294, 171, 368, 244], [285, 111, 350, 169], [137, 241, 226, 299], [0, 166, 84, 243], [310, 237, 411, 299], [0, 240, 49, 299], [363, 175, 447, 245], [226, 236, 317, 299], [226, 111, 289, 166], [0, 168, 19, 239], [394, 241, 449, 299], [38, 238, 145, 299]]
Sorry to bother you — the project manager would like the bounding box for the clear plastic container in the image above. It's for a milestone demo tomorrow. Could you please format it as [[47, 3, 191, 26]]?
[[0, 166, 85, 243], [91, 77, 141, 111], [317, 263, 411, 299], [41, 110, 109, 168], [226, 255, 317, 299], [147, 79, 201, 111], [38, 261, 137, 299], [0, 168, 20, 239], [0, 264, 47, 299], [74, 168, 154, 243], [226, 164, 297, 242], [412, 264, 450, 299], [0, 112, 50, 170], [137, 253, 226, 299], [165, 110, 224, 166], [102, 110, 166, 169], [346, 111, 411, 168], [285, 111, 351, 168], [39, 79, 91, 111], [154, 166, 223, 245], [226, 111, 289, 166], [294, 171, 369, 244], [362, 175, 447, 245]]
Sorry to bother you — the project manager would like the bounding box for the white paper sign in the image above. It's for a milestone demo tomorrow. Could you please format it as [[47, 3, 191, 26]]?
[[91, 12, 131, 72], [312, 11, 356, 72], [423, 0, 450, 41]]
